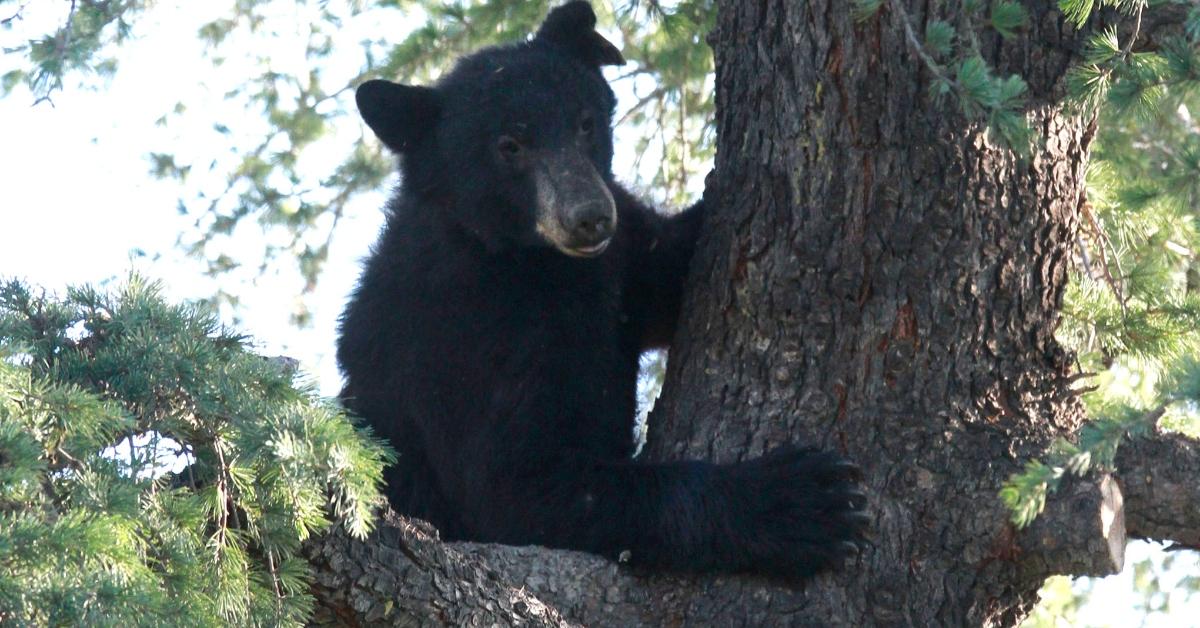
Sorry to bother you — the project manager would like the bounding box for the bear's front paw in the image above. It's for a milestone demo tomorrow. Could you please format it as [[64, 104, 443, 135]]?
[[724, 447, 870, 580]]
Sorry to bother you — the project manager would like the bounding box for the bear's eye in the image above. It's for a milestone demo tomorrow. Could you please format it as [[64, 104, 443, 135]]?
[[579, 113, 594, 136], [496, 135, 524, 162]]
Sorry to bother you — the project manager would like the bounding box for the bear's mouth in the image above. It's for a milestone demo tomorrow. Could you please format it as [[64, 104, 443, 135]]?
[[562, 238, 611, 258]]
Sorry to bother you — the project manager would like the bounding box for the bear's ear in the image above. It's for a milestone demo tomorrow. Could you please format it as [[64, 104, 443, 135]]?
[[356, 79, 442, 153], [535, 1, 625, 68]]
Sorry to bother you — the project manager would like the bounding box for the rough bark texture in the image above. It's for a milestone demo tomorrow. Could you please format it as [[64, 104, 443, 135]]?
[[1116, 432, 1200, 548], [305, 514, 571, 626], [305, 431, 1195, 626], [647, 3, 1091, 624], [305, 2, 1200, 626]]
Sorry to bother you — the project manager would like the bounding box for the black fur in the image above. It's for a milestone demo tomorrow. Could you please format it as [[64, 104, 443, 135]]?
[[338, 1, 869, 579]]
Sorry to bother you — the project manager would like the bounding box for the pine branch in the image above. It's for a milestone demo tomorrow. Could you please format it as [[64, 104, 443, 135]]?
[[305, 513, 575, 626], [1010, 428, 1199, 581], [306, 509, 872, 627], [1018, 474, 1127, 578], [30, 0, 76, 106], [883, 0, 1034, 152], [1001, 403, 1170, 529], [1, 1, 31, 27], [1119, 1, 1194, 52], [1114, 429, 1200, 547], [1081, 200, 1129, 312], [0, 277, 392, 625]]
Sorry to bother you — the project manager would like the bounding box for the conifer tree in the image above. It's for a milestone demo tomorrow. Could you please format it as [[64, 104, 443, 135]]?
[[2, 1, 1200, 625], [0, 277, 392, 626]]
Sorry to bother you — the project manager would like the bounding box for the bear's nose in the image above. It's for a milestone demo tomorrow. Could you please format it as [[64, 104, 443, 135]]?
[[566, 203, 615, 245]]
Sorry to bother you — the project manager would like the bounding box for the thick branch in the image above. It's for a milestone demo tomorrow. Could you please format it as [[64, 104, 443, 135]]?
[[1017, 430, 1200, 579], [305, 510, 695, 627], [304, 512, 575, 627], [300, 431, 1198, 625], [1114, 430, 1200, 547], [305, 509, 864, 627], [1020, 474, 1126, 578]]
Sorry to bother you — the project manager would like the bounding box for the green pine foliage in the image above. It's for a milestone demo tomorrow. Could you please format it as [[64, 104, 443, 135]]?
[[852, 1, 1198, 158], [0, 0, 150, 103], [1058, 0, 1149, 29], [0, 277, 393, 626], [1001, 2, 1200, 529], [1067, 28, 1200, 120], [925, 20, 956, 58], [989, 1, 1029, 39], [855, 0, 1034, 153]]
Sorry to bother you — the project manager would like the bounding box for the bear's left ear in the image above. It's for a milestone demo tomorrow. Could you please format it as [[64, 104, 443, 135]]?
[[356, 79, 442, 153], [535, 1, 625, 68]]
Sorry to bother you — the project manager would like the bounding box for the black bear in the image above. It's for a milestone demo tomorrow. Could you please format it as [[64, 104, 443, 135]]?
[[338, 1, 868, 579]]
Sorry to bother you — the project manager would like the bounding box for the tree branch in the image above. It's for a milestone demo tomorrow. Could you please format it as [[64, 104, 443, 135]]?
[[1016, 428, 1200, 581], [1114, 430, 1200, 548], [304, 508, 867, 626], [1019, 474, 1127, 578], [304, 511, 575, 626], [1110, 2, 1192, 53]]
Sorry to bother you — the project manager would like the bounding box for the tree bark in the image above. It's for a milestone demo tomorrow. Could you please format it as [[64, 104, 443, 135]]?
[[648, 2, 1092, 625], [306, 2, 1199, 626]]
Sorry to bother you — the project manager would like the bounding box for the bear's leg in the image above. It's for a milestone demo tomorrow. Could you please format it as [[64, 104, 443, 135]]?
[[476, 446, 870, 579]]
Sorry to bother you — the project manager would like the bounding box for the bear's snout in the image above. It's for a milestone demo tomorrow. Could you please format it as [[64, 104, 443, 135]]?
[[532, 150, 617, 257], [564, 202, 615, 248]]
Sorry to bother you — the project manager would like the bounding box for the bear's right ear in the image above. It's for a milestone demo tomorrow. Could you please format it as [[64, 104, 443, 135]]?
[[356, 80, 442, 153], [535, 1, 625, 68]]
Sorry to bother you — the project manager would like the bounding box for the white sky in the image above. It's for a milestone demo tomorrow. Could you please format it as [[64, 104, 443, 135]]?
[[0, 1, 396, 394], [0, 2, 1196, 625]]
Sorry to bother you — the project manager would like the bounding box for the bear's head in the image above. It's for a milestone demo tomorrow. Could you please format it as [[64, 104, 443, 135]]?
[[357, 1, 626, 258]]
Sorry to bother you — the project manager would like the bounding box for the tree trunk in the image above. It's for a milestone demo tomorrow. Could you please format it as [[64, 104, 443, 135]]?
[[646, 1, 1092, 624], [306, 2, 1199, 626]]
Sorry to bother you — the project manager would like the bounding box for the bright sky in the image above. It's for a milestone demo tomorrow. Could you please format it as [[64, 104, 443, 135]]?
[[0, 2, 1196, 625], [0, 1, 393, 395]]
